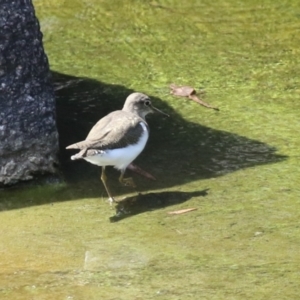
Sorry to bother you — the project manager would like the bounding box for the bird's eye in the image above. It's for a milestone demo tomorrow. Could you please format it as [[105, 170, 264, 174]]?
[[145, 100, 151, 106]]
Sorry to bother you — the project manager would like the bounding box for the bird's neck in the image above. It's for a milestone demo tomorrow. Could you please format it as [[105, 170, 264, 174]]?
[[122, 107, 147, 121]]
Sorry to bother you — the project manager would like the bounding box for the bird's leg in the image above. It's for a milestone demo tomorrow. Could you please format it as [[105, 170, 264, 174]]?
[[100, 166, 115, 204], [119, 169, 136, 188]]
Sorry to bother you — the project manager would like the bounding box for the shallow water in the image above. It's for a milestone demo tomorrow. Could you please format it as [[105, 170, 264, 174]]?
[[1, 0, 300, 299]]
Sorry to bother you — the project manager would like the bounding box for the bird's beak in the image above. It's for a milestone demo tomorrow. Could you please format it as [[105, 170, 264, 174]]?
[[151, 105, 169, 117]]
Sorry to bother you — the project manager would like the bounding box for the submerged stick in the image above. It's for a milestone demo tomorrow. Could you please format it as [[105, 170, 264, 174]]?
[[167, 208, 198, 215], [127, 163, 156, 181], [170, 84, 219, 111]]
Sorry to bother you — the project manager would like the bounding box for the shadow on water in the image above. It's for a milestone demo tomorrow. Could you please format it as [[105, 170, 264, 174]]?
[[110, 189, 209, 222], [54, 71, 286, 185], [0, 71, 287, 213]]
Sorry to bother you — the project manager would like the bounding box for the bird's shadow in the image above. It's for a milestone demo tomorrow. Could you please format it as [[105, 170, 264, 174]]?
[[110, 189, 208, 222]]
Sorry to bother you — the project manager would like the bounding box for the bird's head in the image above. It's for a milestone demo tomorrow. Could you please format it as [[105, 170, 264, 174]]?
[[122, 92, 168, 119]]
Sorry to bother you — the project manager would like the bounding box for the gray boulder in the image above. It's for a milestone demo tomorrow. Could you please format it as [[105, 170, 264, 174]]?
[[0, 0, 58, 185]]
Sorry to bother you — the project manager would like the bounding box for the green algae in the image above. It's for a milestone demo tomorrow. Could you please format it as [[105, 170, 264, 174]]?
[[1, 0, 300, 299]]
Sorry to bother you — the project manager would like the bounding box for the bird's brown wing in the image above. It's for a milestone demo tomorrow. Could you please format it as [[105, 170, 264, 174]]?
[[65, 112, 113, 150], [66, 111, 147, 157]]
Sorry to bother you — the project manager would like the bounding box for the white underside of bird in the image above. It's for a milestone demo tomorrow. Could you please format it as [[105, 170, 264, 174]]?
[[71, 122, 149, 171]]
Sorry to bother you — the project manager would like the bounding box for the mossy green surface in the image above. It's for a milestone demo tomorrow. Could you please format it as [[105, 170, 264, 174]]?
[[1, 0, 300, 299]]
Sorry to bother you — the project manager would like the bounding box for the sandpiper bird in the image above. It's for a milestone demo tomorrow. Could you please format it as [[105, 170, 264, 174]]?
[[66, 92, 168, 203]]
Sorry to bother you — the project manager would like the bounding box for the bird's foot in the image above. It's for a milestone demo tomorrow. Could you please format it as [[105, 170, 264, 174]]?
[[107, 197, 116, 206], [120, 177, 136, 188]]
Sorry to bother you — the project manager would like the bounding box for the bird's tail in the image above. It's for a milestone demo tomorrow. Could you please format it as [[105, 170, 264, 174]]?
[[68, 148, 87, 160], [66, 143, 81, 149]]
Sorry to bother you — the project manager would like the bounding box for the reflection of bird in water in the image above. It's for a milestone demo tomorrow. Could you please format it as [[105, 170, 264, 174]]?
[[110, 189, 209, 222]]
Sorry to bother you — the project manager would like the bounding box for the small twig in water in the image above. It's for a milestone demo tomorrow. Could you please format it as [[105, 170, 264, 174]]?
[[167, 208, 198, 215]]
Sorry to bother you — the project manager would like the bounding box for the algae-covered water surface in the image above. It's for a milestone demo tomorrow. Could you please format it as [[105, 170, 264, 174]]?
[[1, 0, 300, 299]]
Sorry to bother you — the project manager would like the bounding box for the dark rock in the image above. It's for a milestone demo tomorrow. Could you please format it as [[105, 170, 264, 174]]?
[[0, 0, 58, 185]]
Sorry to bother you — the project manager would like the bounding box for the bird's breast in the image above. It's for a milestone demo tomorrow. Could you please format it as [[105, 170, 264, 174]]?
[[84, 122, 149, 170]]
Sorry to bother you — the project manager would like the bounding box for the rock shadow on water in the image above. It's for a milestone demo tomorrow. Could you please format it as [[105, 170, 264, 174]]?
[[0, 71, 286, 210], [54, 71, 286, 189], [109, 189, 209, 222]]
